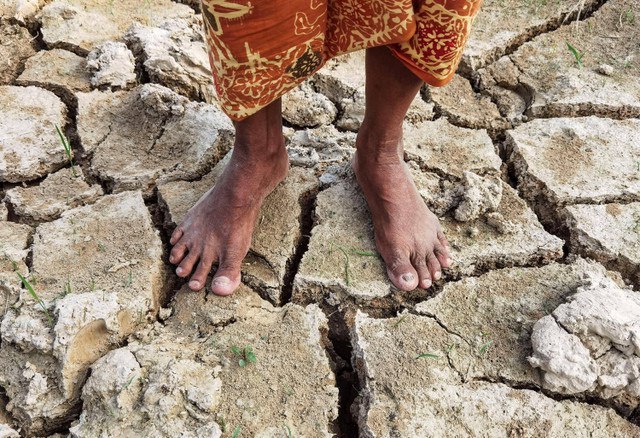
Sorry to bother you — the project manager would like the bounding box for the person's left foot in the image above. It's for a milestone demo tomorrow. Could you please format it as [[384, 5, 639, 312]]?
[[353, 127, 452, 291]]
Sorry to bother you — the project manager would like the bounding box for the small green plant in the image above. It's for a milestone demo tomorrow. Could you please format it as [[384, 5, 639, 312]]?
[[565, 41, 584, 68], [17, 272, 53, 325], [478, 340, 493, 355], [332, 243, 380, 286], [55, 125, 78, 177], [231, 345, 257, 367], [284, 424, 293, 438], [393, 314, 409, 328], [349, 249, 378, 257], [231, 426, 241, 438], [62, 279, 72, 297], [337, 246, 352, 286], [416, 353, 439, 359], [123, 373, 138, 390], [124, 271, 133, 288], [620, 7, 636, 25], [218, 415, 226, 433]]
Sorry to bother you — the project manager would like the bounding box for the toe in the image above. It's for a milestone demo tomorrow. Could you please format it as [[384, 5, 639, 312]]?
[[176, 250, 199, 278], [170, 226, 184, 245], [437, 230, 452, 256], [211, 256, 242, 296], [188, 256, 215, 291], [411, 253, 432, 289], [170, 242, 188, 265], [434, 241, 452, 270], [426, 252, 442, 282], [385, 252, 419, 291]]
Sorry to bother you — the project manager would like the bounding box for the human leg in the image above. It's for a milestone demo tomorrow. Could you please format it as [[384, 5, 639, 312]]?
[[353, 46, 452, 291], [169, 99, 289, 296]]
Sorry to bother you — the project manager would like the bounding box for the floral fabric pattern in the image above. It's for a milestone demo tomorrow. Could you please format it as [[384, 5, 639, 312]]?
[[201, 0, 483, 120]]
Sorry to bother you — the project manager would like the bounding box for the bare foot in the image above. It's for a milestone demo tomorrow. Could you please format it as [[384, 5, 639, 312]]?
[[353, 132, 452, 291], [169, 146, 289, 295]]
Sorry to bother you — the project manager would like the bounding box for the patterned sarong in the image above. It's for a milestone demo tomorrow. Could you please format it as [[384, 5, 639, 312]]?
[[201, 0, 483, 120]]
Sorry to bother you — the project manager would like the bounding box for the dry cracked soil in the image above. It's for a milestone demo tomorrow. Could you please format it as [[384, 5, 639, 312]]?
[[1, 0, 639, 437]]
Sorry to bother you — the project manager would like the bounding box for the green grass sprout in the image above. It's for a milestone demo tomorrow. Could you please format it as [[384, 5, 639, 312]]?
[[337, 246, 352, 286], [231, 345, 257, 367], [565, 41, 584, 68], [479, 340, 493, 355], [55, 125, 78, 177], [231, 426, 241, 438], [17, 272, 53, 325], [349, 249, 378, 257], [393, 314, 409, 328], [416, 353, 439, 359], [285, 425, 293, 438]]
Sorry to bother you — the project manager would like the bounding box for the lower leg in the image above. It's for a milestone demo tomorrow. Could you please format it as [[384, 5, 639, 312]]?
[[169, 99, 289, 295], [354, 46, 452, 291]]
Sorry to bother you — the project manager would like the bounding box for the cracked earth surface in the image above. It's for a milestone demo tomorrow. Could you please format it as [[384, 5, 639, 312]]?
[[1, 0, 639, 436]]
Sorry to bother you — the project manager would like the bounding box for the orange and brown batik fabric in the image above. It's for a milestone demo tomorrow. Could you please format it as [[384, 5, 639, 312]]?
[[201, 0, 483, 121]]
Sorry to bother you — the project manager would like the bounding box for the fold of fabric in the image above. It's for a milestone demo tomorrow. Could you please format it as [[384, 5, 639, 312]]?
[[201, 0, 483, 121]]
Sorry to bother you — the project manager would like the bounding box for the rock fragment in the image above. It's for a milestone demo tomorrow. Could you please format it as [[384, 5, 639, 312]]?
[[16, 48, 92, 95], [282, 81, 337, 127], [0, 425, 19, 438], [462, 0, 601, 72], [158, 154, 317, 303], [30, 190, 163, 300], [124, 18, 215, 102], [0, 221, 31, 318], [453, 171, 502, 222], [509, 117, 640, 212], [39, 0, 193, 54], [415, 258, 618, 386], [0, 202, 7, 220], [77, 84, 233, 195], [0, 0, 46, 22], [353, 310, 639, 437], [0, 86, 68, 183], [404, 118, 502, 178], [4, 167, 103, 222], [529, 272, 640, 407], [286, 124, 356, 169], [529, 315, 599, 393], [0, 191, 164, 435], [70, 287, 338, 437], [0, 24, 36, 84], [86, 41, 136, 89], [427, 75, 507, 131], [562, 203, 640, 285], [478, 0, 640, 118]]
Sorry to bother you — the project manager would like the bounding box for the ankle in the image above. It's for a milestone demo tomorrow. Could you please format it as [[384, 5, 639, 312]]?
[[356, 121, 404, 161], [230, 142, 289, 183]]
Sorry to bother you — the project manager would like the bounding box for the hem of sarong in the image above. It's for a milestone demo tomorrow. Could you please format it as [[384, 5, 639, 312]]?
[[387, 46, 456, 88]]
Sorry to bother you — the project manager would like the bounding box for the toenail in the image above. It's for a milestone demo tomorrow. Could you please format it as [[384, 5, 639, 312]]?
[[176, 267, 183, 275], [213, 276, 231, 286], [189, 280, 200, 289], [423, 279, 432, 288], [401, 273, 414, 283], [434, 271, 442, 280]]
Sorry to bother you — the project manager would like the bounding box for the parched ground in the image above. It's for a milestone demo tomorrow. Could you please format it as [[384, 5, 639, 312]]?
[[1, 0, 639, 437]]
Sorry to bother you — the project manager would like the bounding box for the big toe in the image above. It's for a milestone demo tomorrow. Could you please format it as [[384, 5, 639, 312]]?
[[385, 253, 419, 291], [210, 264, 242, 296]]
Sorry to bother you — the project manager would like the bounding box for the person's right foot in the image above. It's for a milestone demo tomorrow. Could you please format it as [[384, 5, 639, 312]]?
[[169, 145, 289, 296]]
